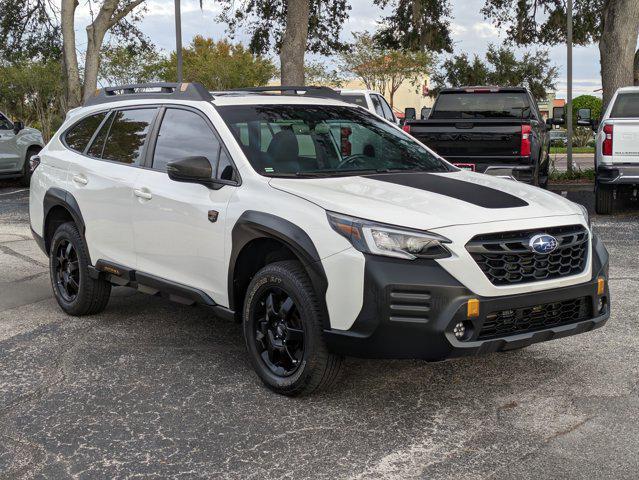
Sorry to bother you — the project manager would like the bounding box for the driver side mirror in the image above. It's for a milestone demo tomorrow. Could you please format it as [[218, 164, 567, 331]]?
[[577, 108, 592, 127], [13, 121, 24, 134], [167, 156, 238, 190], [551, 106, 565, 126], [404, 107, 416, 121]]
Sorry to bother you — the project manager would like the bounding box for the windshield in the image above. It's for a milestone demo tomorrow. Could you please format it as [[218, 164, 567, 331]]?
[[610, 93, 639, 118], [430, 92, 531, 119], [339, 94, 367, 107], [216, 104, 454, 177]]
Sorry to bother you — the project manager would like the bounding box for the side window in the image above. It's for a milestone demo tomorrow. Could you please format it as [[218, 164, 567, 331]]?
[[378, 96, 395, 122], [87, 113, 114, 158], [101, 108, 156, 164], [370, 95, 385, 117], [64, 112, 107, 153], [152, 108, 222, 173], [0, 113, 12, 130]]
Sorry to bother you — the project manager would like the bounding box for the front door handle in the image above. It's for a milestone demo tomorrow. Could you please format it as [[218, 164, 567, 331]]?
[[134, 188, 153, 200], [72, 174, 88, 185]]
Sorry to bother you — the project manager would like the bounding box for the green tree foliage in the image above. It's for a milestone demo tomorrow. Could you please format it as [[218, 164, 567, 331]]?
[[159, 36, 277, 90], [303, 61, 345, 87], [217, 0, 350, 57], [374, 0, 453, 53], [340, 32, 434, 107], [572, 95, 603, 121], [571, 95, 602, 147], [100, 44, 163, 86], [430, 44, 558, 100], [0, 0, 60, 62], [0, 60, 65, 141]]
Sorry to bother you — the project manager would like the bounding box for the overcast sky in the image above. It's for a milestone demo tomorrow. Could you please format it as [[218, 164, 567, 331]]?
[[79, 0, 603, 98]]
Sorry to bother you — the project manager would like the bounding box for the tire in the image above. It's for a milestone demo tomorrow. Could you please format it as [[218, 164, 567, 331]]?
[[20, 147, 41, 187], [49, 222, 111, 316], [243, 260, 343, 396], [595, 183, 614, 215]]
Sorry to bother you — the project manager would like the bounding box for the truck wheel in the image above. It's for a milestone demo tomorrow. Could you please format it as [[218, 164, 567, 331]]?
[[20, 147, 41, 187], [243, 260, 343, 396], [595, 184, 614, 215], [49, 222, 111, 316]]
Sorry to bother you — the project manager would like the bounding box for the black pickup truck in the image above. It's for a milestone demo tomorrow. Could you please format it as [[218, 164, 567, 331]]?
[[403, 87, 551, 186]]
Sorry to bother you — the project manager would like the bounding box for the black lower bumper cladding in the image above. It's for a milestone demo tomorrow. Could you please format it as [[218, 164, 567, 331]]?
[[323, 234, 610, 360]]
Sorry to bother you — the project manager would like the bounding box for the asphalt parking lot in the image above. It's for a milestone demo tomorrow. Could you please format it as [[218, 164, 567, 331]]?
[[1, 179, 638, 479]]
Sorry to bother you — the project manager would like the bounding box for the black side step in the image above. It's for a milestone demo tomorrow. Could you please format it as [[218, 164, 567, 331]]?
[[92, 260, 234, 321]]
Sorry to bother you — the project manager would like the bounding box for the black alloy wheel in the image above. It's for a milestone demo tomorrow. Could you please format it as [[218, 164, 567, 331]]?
[[243, 260, 343, 396], [53, 239, 80, 302], [252, 287, 305, 377]]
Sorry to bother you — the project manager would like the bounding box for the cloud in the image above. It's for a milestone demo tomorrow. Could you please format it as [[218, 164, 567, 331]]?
[[472, 22, 499, 39]]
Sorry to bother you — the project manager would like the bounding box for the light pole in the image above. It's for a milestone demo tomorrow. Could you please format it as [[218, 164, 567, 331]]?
[[566, 0, 573, 174], [175, 0, 183, 83]]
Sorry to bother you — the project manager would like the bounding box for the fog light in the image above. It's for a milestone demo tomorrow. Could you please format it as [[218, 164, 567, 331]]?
[[453, 322, 466, 340], [598, 297, 606, 314], [597, 277, 605, 296]]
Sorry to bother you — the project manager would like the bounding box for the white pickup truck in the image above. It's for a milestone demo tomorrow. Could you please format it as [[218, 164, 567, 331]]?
[[595, 86, 639, 214]]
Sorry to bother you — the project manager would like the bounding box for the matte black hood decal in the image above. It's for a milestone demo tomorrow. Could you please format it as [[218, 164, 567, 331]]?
[[366, 173, 529, 209]]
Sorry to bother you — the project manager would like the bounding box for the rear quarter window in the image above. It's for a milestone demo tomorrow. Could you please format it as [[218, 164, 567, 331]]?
[[610, 93, 639, 118], [64, 112, 108, 152]]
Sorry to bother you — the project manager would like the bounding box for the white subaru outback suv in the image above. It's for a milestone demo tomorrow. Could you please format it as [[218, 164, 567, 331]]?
[[29, 83, 610, 396]]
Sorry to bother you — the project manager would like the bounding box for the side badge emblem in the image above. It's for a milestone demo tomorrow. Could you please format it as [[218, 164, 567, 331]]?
[[208, 210, 219, 223]]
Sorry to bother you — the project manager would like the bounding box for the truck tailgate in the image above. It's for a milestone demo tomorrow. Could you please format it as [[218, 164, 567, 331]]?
[[410, 120, 523, 158], [613, 122, 639, 164]]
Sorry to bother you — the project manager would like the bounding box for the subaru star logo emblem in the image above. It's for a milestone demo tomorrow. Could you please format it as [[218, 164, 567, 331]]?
[[529, 234, 558, 254]]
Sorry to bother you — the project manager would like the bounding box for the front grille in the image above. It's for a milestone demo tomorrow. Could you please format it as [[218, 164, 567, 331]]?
[[466, 225, 589, 285], [478, 296, 592, 340]]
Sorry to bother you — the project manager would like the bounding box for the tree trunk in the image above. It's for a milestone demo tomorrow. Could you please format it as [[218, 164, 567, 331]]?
[[280, 0, 310, 85], [61, 0, 82, 108], [599, 0, 639, 109], [634, 47, 639, 86]]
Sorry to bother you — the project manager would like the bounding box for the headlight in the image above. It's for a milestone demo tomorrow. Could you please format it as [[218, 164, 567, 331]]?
[[577, 204, 590, 227], [327, 211, 451, 260]]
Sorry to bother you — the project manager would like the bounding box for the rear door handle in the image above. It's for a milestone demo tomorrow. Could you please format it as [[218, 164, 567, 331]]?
[[72, 174, 88, 185], [134, 188, 153, 200]]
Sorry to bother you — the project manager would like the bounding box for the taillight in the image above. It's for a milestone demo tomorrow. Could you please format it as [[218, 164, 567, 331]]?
[[29, 155, 41, 174], [602, 124, 613, 156], [521, 125, 532, 157], [402, 124, 411, 133]]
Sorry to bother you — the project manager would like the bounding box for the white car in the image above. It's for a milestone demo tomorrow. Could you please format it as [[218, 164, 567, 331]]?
[[335, 89, 398, 124], [29, 82, 610, 396], [593, 86, 639, 214], [0, 111, 44, 185]]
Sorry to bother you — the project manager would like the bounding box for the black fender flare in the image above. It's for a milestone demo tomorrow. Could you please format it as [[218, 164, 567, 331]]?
[[43, 188, 87, 253], [228, 211, 330, 326]]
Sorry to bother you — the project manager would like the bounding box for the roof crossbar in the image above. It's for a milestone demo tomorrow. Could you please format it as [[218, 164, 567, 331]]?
[[84, 82, 213, 106], [223, 86, 342, 99]]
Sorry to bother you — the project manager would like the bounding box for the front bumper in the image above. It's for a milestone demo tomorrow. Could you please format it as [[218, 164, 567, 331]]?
[[323, 234, 610, 360], [597, 165, 639, 185]]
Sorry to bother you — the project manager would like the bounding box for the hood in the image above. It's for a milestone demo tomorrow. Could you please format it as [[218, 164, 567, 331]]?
[[269, 171, 583, 231]]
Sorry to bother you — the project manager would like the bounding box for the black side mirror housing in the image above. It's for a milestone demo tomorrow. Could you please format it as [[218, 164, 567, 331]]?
[[167, 156, 238, 189], [404, 107, 416, 121], [167, 156, 216, 187], [577, 107, 593, 127], [13, 121, 24, 134], [552, 106, 565, 125], [545, 118, 554, 127]]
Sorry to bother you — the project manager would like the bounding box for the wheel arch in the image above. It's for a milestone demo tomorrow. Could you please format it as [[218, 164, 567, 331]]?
[[43, 188, 87, 257], [229, 211, 330, 327]]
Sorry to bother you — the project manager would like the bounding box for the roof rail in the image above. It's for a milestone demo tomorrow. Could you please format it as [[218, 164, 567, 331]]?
[[84, 82, 213, 106], [223, 85, 342, 99]]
